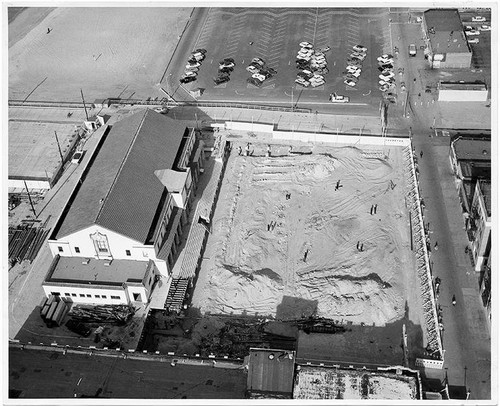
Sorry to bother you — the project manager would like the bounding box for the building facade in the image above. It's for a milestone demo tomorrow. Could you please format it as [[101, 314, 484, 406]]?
[[422, 9, 472, 69], [45, 109, 204, 305], [468, 180, 491, 272]]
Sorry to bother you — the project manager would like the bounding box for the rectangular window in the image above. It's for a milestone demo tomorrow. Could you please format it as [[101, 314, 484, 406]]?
[[102, 295, 107, 299], [71, 293, 77, 297], [96, 240, 108, 253], [111, 295, 120, 300], [126, 250, 131, 256], [86, 294, 92, 298], [75, 247, 80, 253], [65, 292, 70, 296], [95, 295, 100, 298], [79, 294, 85, 297], [58, 246, 63, 252]]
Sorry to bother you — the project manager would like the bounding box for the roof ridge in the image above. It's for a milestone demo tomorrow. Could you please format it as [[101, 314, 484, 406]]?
[[95, 109, 149, 224]]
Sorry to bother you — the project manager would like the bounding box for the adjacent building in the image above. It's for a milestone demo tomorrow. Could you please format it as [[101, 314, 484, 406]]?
[[438, 81, 489, 102], [422, 9, 472, 69], [468, 179, 491, 272], [43, 109, 204, 305]]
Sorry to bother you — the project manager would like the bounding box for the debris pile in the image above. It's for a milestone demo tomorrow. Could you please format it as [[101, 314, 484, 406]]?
[[69, 304, 136, 325], [40, 295, 71, 327]]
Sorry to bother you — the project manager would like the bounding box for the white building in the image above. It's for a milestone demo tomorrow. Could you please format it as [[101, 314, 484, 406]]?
[[43, 109, 204, 305]]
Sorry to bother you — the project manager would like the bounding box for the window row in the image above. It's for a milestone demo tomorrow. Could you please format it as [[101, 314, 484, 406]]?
[[57, 246, 132, 256], [62, 292, 122, 300]]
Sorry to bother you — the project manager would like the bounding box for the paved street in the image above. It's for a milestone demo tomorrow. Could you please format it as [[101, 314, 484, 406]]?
[[9, 347, 247, 399]]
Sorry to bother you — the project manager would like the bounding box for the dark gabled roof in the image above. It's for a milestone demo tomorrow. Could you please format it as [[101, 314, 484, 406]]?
[[56, 109, 187, 244], [424, 9, 470, 55]]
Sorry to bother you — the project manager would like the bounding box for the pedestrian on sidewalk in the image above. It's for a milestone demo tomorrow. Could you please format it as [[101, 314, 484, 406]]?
[[370, 205, 373, 215], [237, 146, 242, 155], [434, 241, 438, 250], [420, 150, 423, 158], [374, 204, 377, 214], [303, 249, 309, 262], [452, 295, 456, 306], [357, 241, 360, 250]]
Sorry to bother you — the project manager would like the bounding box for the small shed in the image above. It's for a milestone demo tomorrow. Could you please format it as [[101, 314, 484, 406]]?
[[83, 114, 110, 132], [189, 88, 204, 98]]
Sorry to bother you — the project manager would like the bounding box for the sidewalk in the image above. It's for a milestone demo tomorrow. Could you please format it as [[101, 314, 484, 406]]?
[[415, 136, 490, 399]]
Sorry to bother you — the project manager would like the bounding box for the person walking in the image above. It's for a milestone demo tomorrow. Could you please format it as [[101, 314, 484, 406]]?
[[452, 295, 456, 306], [434, 241, 439, 250], [420, 150, 423, 158]]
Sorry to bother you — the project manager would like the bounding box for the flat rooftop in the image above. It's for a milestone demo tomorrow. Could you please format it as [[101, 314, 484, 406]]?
[[247, 348, 296, 397], [8, 120, 78, 180], [45, 256, 151, 286], [424, 9, 470, 55], [453, 138, 491, 161], [439, 82, 487, 91], [293, 366, 419, 400]]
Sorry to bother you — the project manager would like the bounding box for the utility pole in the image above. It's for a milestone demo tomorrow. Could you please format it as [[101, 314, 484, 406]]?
[[80, 88, 89, 120], [23, 180, 36, 217], [54, 131, 64, 163]]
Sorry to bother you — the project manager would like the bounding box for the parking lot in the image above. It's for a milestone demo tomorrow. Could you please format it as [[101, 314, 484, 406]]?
[[167, 8, 393, 109]]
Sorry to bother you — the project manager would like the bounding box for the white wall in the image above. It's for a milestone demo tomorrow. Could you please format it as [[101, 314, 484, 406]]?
[[9, 178, 51, 190], [438, 89, 488, 102], [225, 121, 274, 133], [48, 225, 169, 276], [42, 284, 130, 305], [272, 130, 411, 147]]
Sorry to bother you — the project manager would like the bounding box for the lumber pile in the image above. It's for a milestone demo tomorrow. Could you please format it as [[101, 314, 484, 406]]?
[[8, 225, 50, 267], [69, 304, 135, 325], [40, 295, 71, 327]]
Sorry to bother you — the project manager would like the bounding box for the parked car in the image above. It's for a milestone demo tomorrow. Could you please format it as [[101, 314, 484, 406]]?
[[218, 66, 234, 74], [182, 70, 197, 77], [400, 81, 406, 91], [180, 76, 196, 84], [472, 16, 486, 22], [154, 106, 168, 114], [190, 52, 205, 61], [464, 25, 473, 31], [186, 62, 201, 69], [479, 24, 491, 31], [353, 44, 367, 53], [329, 92, 350, 103], [344, 79, 357, 87], [299, 41, 313, 48], [310, 80, 325, 87], [408, 44, 417, 56], [251, 57, 265, 66], [246, 65, 259, 73], [194, 48, 207, 54], [320, 46, 331, 53], [465, 29, 480, 36], [467, 38, 480, 44], [213, 76, 230, 85], [219, 61, 235, 69], [66, 319, 91, 337], [247, 77, 263, 87], [71, 150, 84, 164], [344, 74, 359, 82], [295, 78, 310, 87], [185, 66, 199, 73], [350, 53, 366, 61], [252, 73, 266, 81]]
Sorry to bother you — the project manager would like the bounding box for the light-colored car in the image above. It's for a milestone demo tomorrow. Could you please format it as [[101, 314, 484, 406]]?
[[295, 78, 310, 87], [379, 78, 395, 85], [154, 107, 168, 114], [219, 61, 235, 68], [185, 66, 199, 72], [183, 70, 197, 77], [189, 53, 205, 61], [464, 25, 473, 31], [379, 71, 395, 79], [300, 41, 313, 48], [466, 29, 480, 36], [344, 79, 357, 87], [251, 57, 265, 66], [350, 52, 366, 60], [320, 46, 331, 53], [353, 45, 367, 53], [310, 78, 325, 87], [186, 62, 201, 69], [480, 24, 491, 31], [252, 73, 266, 81], [348, 70, 361, 78], [329, 92, 350, 103], [246, 65, 259, 73], [467, 37, 480, 44], [472, 16, 486, 22], [71, 150, 84, 164]]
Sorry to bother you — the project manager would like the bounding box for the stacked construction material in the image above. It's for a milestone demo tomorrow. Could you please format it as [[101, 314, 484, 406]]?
[[295, 41, 329, 88], [69, 304, 135, 325], [40, 295, 71, 327], [8, 225, 51, 267], [246, 57, 277, 88], [180, 48, 206, 84], [343, 44, 367, 87], [214, 57, 235, 85]]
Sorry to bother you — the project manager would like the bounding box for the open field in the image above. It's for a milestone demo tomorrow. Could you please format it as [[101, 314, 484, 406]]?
[[8, 7, 191, 102], [192, 142, 417, 327], [168, 8, 391, 108]]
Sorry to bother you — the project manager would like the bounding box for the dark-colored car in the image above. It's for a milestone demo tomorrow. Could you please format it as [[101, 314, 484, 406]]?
[[218, 66, 234, 74], [180, 76, 197, 84], [65, 319, 92, 337], [247, 77, 263, 87], [194, 48, 207, 54], [214, 76, 230, 85]]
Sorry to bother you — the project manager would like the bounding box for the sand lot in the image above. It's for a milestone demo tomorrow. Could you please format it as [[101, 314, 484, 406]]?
[[192, 143, 415, 326], [9, 7, 191, 102]]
